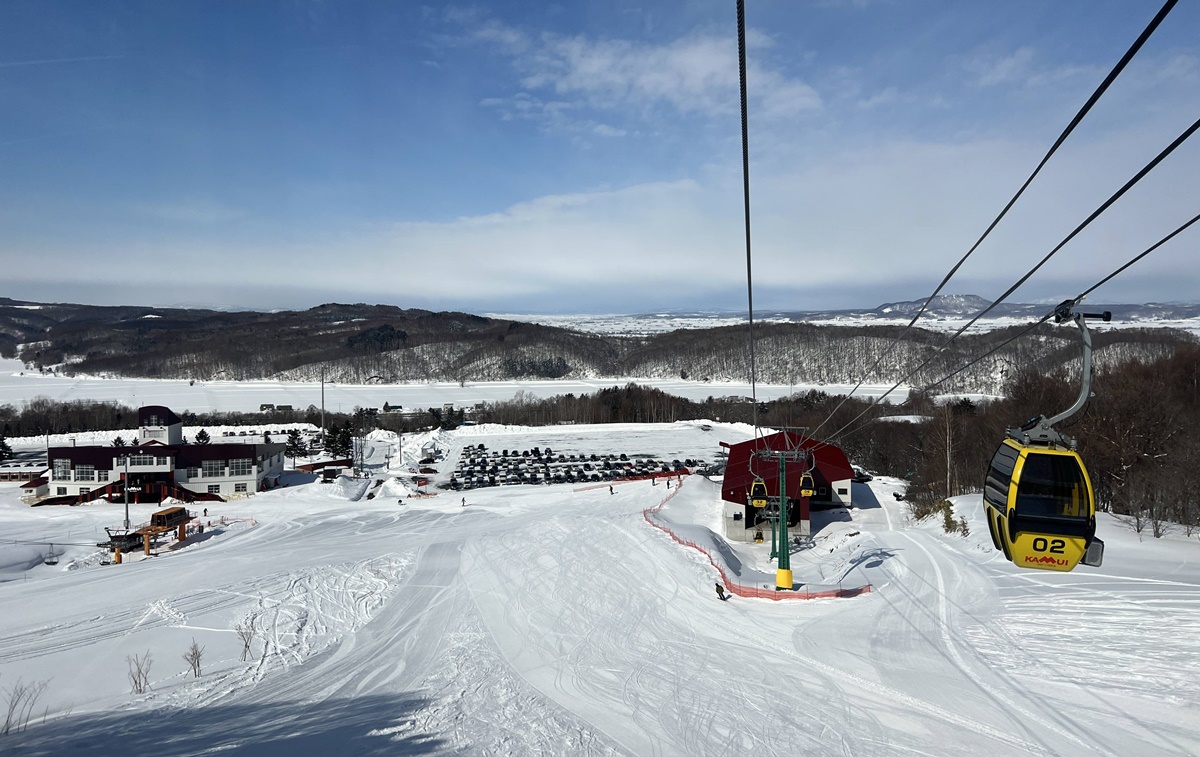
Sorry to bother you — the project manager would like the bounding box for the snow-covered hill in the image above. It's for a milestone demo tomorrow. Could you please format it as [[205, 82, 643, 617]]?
[[1, 421, 1197, 756]]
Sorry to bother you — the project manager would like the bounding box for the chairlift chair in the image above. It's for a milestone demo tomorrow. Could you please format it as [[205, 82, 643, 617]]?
[[749, 479, 768, 509], [799, 473, 815, 498]]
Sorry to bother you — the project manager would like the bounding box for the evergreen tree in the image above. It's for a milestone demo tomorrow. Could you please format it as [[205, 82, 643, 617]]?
[[112, 435, 127, 447], [284, 429, 307, 467], [326, 423, 353, 458], [195, 429, 211, 445], [0, 435, 12, 462]]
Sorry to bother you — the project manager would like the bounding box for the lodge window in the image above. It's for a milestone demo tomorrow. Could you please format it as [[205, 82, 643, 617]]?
[[187, 467, 199, 478], [97, 469, 109, 482], [235, 483, 247, 493], [76, 465, 95, 481], [229, 459, 253, 476], [56, 487, 67, 495], [202, 460, 224, 477], [207, 484, 221, 494], [52, 459, 70, 481], [125, 454, 155, 466]]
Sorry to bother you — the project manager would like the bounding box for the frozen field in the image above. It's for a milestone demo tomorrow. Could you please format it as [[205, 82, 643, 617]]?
[[0, 358, 900, 416]]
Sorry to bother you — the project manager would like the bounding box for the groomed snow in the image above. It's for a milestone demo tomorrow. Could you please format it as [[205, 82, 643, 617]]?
[[2, 417, 1199, 756]]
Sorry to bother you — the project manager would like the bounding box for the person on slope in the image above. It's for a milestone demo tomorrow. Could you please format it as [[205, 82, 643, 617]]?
[[715, 582, 728, 601]]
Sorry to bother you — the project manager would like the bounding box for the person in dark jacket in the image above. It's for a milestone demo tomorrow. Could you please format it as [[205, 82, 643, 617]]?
[[715, 582, 727, 601]]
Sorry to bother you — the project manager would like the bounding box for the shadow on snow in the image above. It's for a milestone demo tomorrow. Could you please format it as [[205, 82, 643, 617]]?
[[10, 693, 444, 757]]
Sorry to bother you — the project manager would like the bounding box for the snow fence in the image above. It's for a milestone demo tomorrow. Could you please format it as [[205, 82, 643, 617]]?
[[642, 482, 871, 601]]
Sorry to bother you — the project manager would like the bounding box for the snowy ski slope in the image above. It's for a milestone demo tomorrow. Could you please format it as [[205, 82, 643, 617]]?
[[2, 419, 1198, 756]]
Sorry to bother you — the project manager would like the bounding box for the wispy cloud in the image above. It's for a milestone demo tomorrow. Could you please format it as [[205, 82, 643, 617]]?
[[969, 47, 1036, 87], [967, 47, 1103, 90], [133, 201, 246, 225], [0, 54, 124, 69], [456, 16, 819, 135]]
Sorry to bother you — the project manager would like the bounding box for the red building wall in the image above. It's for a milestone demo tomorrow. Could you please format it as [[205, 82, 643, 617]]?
[[721, 431, 854, 522]]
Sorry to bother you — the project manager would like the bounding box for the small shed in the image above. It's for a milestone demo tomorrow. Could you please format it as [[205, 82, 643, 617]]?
[[20, 475, 49, 499]]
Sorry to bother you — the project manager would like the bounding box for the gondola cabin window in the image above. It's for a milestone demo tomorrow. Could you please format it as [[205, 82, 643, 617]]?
[[1015, 453, 1091, 520]]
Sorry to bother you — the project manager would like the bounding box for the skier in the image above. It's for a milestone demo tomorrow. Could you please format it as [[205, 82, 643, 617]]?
[[609, 485, 614, 495], [715, 582, 727, 601], [461, 497, 466, 507]]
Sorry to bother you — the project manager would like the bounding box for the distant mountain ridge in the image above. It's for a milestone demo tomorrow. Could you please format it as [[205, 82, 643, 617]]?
[[874, 294, 993, 316], [767, 294, 1200, 322]]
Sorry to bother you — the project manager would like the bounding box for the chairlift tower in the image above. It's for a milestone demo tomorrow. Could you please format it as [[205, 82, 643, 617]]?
[[753, 430, 811, 591]]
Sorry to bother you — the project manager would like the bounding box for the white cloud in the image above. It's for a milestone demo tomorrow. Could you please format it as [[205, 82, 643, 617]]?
[[592, 123, 626, 137], [9, 122, 1198, 312], [969, 47, 1036, 87], [856, 86, 899, 109], [471, 19, 529, 54], [463, 17, 819, 133]]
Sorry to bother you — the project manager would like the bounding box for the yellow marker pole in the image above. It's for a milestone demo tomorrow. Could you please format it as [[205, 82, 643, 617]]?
[[114, 547, 122, 564]]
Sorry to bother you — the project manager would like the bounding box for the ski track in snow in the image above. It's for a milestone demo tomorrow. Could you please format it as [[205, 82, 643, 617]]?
[[2, 423, 1199, 756]]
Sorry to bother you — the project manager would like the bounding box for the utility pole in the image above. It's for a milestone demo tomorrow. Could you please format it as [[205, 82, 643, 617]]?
[[945, 409, 952, 499], [320, 365, 326, 443], [123, 456, 130, 530]]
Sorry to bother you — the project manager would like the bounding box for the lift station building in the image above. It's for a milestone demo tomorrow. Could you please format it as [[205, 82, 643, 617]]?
[[720, 431, 855, 543]]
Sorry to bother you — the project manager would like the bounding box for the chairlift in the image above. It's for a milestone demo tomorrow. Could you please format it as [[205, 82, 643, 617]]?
[[983, 305, 1108, 572], [799, 473, 815, 498], [749, 479, 768, 509], [43, 543, 59, 566]]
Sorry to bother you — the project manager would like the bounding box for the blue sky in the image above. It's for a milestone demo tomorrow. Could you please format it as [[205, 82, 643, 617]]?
[[2, 1, 1197, 314]]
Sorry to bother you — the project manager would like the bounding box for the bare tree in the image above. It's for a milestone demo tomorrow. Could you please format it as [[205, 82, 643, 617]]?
[[2, 677, 48, 736], [127, 651, 153, 695], [183, 639, 204, 678], [236, 618, 257, 662]]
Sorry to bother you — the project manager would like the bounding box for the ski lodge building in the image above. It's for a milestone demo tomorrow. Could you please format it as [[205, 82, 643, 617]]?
[[29, 405, 285, 505], [719, 431, 855, 542]]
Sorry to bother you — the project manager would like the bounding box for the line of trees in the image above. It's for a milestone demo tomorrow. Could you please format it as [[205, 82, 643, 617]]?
[[871, 345, 1200, 537], [20, 307, 1195, 398], [2, 345, 1196, 535]]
